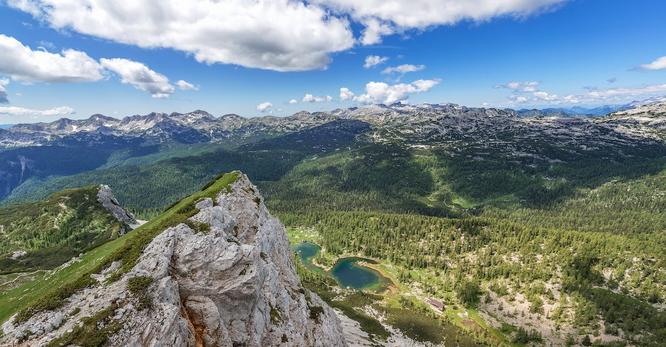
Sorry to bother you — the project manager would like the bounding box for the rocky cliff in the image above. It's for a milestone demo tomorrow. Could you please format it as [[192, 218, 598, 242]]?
[[97, 184, 138, 232], [1, 173, 345, 346]]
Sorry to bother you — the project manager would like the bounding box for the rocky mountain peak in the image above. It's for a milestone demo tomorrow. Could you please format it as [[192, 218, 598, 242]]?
[[1, 172, 345, 346], [88, 114, 116, 121], [187, 109, 214, 117]]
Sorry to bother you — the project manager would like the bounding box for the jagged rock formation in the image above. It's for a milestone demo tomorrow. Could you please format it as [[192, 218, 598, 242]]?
[[1, 173, 346, 346], [3, 102, 666, 158], [97, 184, 137, 231]]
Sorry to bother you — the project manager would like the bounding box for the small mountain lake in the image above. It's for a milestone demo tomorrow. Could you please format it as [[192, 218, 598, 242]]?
[[331, 257, 387, 290], [294, 241, 323, 272], [294, 241, 389, 291]]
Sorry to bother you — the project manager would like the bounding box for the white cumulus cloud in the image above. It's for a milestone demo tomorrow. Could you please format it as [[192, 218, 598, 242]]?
[[360, 18, 394, 45], [381, 64, 425, 75], [176, 80, 198, 91], [256, 102, 273, 112], [288, 99, 298, 104], [339, 87, 354, 101], [498, 81, 540, 92], [9, 0, 355, 72], [100, 58, 175, 98], [561, 94, 581, 104], [302, 93, 332, 103], [0, 35, 191, 99], [640, 56, 666, 71], [363, 55, 389, 69], [533, 91, 559, 101], [0, 34, 104, 82], [354, 79, 440, 104]]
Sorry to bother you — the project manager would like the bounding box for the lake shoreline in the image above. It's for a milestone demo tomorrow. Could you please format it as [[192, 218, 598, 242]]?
[[294, 241, 393, 292]]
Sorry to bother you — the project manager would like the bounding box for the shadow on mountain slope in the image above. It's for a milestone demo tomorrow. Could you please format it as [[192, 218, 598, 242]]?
[[1, 120, 373, 217], [437, 139, 666, 209]]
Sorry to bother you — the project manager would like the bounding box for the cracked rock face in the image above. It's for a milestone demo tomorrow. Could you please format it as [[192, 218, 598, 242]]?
[[2, 173, 346, 346]]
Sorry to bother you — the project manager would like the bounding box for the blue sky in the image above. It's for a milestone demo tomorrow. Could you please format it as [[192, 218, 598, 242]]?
[[0, 0, 665, 123]]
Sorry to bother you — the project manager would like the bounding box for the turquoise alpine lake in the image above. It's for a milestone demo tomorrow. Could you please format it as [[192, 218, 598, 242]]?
[[294, 241, 323, 272], [331, 257, 385, 290], [294, 241, 388, 291]]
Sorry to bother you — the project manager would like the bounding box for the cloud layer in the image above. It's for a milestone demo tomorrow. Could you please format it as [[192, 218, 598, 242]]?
[[498, 81, 540, 92], [9, 0, 564, 69], [353, 79, 440, 104], [0, 79, 9, 103], [0, 34, 104, 82], [9, 0, 354, 72], [0, 105, 74, 118], [501, 79, 666, 106], [314, 0, 566, 44], [586, 84, 666, 100], [0, 35, 192, 99]]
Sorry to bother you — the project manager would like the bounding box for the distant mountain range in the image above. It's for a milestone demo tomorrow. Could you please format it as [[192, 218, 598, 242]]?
[[518, 97, 666, 117], [2, 101, 665, 149], [1, 101, 665, 203], [0, 124, 13, 129], [517, 105, 629, 117]]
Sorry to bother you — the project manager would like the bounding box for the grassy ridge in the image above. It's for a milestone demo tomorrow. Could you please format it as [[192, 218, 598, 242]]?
[[0, 171, 239, 325]]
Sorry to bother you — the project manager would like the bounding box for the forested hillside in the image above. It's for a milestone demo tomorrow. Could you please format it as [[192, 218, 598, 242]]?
[[0, 186, 133, 274]]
